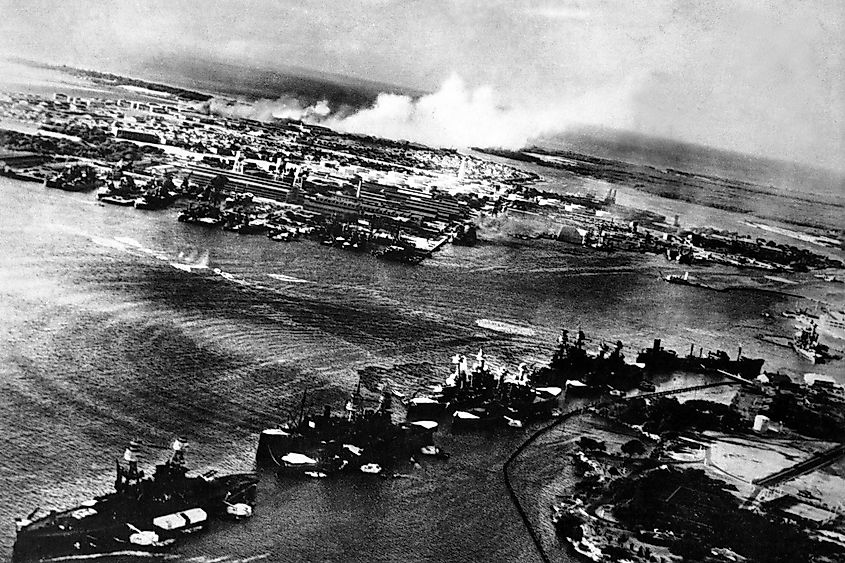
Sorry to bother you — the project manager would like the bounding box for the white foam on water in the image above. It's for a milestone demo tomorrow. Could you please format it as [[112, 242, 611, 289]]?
[[213, 268, 250, 286], [89, 235, 130, 252], [42, 551, 180, 561], [113, 236, 143, 248], [267, 273, 310, 284], [170, 263, 194, 273]]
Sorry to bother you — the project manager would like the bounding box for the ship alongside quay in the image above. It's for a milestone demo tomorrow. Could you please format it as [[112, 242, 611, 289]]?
[[636, 338, 765, 379], [256, 384, 444, 477], [405, 349, 562, 429], [13, 440, 257, 562], [792, 323, 824, 364]]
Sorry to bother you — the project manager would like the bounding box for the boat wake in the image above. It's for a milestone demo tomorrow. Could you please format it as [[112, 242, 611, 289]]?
[[88, 234, 213, 274], [475, 319, 536, 337], [184, 553, 270, 563], [42, 550, 180, 561], [267, 273, 310, 284], [213, 268, 250, 286]]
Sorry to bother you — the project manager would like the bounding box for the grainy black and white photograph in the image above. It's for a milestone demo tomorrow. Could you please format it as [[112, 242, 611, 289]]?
[[0, 1, 843, 562]]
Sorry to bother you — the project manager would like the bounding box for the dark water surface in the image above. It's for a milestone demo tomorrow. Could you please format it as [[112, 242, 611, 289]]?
[[0, 177, 835, 562]]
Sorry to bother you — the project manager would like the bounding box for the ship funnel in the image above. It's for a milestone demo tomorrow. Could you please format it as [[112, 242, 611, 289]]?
[[653, 339, 661, 352], [737, 346, 742, 360]]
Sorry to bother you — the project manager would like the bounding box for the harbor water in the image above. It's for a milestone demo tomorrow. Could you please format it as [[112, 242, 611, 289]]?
[[0, 174, 841, 562]]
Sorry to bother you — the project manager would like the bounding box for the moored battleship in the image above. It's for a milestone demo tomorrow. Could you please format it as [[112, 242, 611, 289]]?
[[13, 439, 258, 562], [98, 174, 142, 205], [405, 350, 562, 430], [372, 244, 427, 265], [256, 384, 444, 477], [534, 329, 643, 391], [44, 164, 101, 192], [134, 176, 180, 210], [792, 323, 823, 363], [178, 201, 223, 226]]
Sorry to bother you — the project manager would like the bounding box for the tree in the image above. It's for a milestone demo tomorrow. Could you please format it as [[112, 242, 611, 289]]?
[[579, 437, 606, 451], [621, 439, 646, 457]]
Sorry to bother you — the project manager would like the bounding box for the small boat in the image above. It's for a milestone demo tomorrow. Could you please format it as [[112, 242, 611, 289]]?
[[224, 503, 253, 519], [281, 452, 319, 466], [420, 445, 448, 458], [360, 463, 382, 474], [664, 271, 692, 285], [100, 195, 137, 206], [269, 230, 293, 242]]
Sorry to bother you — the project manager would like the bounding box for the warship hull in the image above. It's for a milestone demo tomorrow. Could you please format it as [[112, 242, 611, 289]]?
[[13, 471, 257, 562]]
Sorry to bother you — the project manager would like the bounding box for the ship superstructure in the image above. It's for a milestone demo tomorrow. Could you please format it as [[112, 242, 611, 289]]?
[[13, 439, 257, 561]]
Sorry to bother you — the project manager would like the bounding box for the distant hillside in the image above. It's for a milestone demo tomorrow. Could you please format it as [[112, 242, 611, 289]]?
[[535, 127, 845, 199], [130, 56, 423, 110]]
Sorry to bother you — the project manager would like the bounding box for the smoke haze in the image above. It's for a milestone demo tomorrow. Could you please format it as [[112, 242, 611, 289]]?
[[209, 96, 332, 123], [211, 74, 638, 150]]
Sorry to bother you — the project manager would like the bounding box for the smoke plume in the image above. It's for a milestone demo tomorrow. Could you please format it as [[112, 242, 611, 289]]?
[[326, 74, 635, 149], [204, 74, 635, 150], [208, 95, 332, 122]]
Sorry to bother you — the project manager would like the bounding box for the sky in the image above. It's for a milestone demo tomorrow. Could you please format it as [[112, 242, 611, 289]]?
[[0, 0, 843, 172]]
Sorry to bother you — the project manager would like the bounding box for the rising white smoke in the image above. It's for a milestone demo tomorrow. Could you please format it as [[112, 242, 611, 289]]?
[[204, 74, 635, 149], [325, 74, 636, 149], [208, 95, 332, 122]]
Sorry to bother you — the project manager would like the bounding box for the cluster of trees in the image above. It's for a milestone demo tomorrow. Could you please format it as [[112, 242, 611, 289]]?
[[608, 397, 745, 434], [578, 436, 646, 457], [0, 129, 165, 164], [610, 468, 821, 563], [765, 391, 845, 441]]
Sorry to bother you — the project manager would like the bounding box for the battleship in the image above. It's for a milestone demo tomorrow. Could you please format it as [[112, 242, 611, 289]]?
[[405, 350, 562, 430], [13, 439, 258, 562], [178, 201, 223, 226], [44, 164, 101, 192], [792, 323, 823, 363], [372, 244, 427, 265], [134, 175, 180, 210], [97, 174, 142, 206], [256, 384, 445, 477], [534, 329, 643, 392]]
